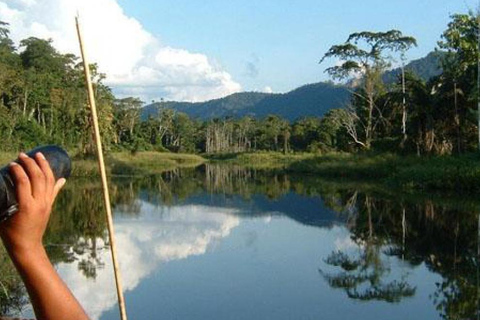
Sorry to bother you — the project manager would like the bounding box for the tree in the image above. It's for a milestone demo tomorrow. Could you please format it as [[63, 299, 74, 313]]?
[[113, 97, 143, 146], [437, 12, 480, 152], [318, 109, 350, 151], [320, 30, 417, 149], [170, 112, 196, 152], [291, 117, 321, 151], [257, 115, 290, 152]]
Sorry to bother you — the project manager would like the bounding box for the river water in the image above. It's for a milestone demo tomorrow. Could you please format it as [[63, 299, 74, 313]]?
[[3, 165, 480, 319]]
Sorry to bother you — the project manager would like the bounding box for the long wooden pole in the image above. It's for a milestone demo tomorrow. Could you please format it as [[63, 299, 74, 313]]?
[[477, 9, 480, 151], [75, 16, 128, 320]]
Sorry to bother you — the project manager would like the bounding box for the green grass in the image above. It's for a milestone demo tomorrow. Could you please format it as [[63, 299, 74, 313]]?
[[0, 152, 17, 167], [288, 152, 480, 192], [1, 151, 205, 177], [206, 151, 315, 169], [69, 151, 480, 191], [106, 152, 205, 176], [288, 153, 399, 178], [4, 149, 480, 192]]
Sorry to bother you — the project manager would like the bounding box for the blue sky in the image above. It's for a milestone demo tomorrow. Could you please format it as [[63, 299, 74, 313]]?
[[117, 0, 478, 93], [1, 0, 477, 102]]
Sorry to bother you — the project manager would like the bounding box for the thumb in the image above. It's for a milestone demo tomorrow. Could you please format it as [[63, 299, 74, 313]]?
[[52, 178, 67, 203]]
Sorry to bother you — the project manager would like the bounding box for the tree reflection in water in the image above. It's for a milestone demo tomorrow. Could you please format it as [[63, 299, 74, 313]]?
[[320, 194, 416, 303], [317, 188, 480, 319], [0, 164, 479, 319], [0, 246, 28, 317]]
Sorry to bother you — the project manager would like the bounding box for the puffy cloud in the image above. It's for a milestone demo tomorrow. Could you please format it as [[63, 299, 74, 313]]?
[[262, 86, 273, 93], [0, 0, 241, 102]]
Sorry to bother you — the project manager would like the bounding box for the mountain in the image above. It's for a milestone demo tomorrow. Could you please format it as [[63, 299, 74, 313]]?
[[141, 51, 444, 122], [383, 51, 444, 84], [141, 82, 351, 122]]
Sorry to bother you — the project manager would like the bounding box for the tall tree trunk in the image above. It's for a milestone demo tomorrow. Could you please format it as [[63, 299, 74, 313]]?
[[23, 90, 28, 116], [401, 64, 407, 148], [454, 81, 461, 153], [283, 130, 290, 155], [365, 74, 375, 150]]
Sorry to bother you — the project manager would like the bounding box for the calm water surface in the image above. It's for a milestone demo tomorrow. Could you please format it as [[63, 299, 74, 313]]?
[[4, 165, 480, 319]]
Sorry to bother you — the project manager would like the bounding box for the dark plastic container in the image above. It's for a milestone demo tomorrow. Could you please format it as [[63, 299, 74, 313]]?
[[0, 145, 71, 223]]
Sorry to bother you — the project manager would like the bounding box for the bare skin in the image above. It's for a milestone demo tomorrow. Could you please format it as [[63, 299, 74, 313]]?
[[0, 152, 89, 320]]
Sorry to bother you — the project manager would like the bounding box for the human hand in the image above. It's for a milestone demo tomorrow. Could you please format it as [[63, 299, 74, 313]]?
[[0, 152, 66, 260]]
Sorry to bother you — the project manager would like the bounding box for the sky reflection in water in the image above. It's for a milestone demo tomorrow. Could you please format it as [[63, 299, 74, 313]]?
[[53, 188, 445, 320]]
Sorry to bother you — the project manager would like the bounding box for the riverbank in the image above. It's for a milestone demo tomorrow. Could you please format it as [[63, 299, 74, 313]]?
[[0, 151, 206, 177], [2, 150, 480, 192], [75, 152, 205, 176], [206, 152, 315, 169], [207, 151, 480, 193], [287, 153, 480, 192]]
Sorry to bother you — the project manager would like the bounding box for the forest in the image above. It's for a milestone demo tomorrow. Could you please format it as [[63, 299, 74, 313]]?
[[0, 12, 478, 157]]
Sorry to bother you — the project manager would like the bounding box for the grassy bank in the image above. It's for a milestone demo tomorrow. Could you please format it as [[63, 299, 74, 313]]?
[[205, 151, 480, 192], [288, 153, 480, 192], [0, 151, 206, 177], [206, 151, 315, 169], [74, 152, 205, 176], [3, 149, 480, 192]]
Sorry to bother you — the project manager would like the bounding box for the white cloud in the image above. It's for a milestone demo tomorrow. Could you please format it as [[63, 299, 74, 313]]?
[[262, 86, 273, 93], [0, 0, 242, 102], [57, 202, 241, 320], [334, 234, 357, 251]]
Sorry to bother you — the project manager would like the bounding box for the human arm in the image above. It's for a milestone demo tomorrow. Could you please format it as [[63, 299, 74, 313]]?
[[0, 152, 89, 320]]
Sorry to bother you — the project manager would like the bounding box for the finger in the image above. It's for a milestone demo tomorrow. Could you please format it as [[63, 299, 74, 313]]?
[[18, 152, 45, 198], [8, 162, 33, 203], [34, 152, 55, 197], [52, 178, 66, 204]]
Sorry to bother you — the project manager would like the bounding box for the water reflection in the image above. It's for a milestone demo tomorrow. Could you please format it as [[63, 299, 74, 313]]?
[[0, 164, 479, 319], [57, 203, 240, 320], [0, 247, 28, 317], [318, 192, 480, 320]]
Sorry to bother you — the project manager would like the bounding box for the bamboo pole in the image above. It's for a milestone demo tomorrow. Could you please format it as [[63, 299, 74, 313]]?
[[75, 16, 128, 320], [477, 9, 480, 151]]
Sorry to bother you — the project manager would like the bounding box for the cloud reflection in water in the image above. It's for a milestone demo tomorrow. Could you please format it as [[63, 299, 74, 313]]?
[[56, 202, 241, 320]]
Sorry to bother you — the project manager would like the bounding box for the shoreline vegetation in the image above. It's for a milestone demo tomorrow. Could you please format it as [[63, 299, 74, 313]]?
[[0, 13, 479, 198], [2, 151, 480, 193], [208, 151, 480, 192], [0, 151, 205, 177]]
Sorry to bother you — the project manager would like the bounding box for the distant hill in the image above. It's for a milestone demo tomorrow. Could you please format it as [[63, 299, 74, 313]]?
[[141, 82, 351, 122], [383, 51, 444, 84], [141, 51, 444, 122]]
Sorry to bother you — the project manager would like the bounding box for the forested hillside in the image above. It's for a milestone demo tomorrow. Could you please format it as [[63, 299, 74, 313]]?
[[383, 51, 444, 84], [142, 82, 351, 121]]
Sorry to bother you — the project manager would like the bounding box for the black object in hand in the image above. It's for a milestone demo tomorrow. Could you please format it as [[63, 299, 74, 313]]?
[[0, 145, 71, 223]]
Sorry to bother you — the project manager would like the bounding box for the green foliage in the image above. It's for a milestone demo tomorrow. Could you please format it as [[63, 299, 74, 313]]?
[[321, 29, 417, 150], [108, 152, 204, 175], [288, 152, 480, 192], [68, 152, 205, 177], [314, 13, 480, 155], [1, 14, 480, 160], [0, 23, 114, 155]]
